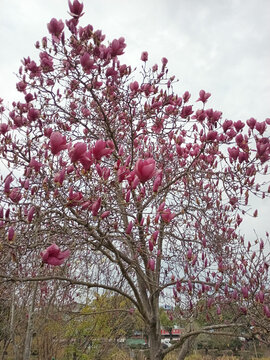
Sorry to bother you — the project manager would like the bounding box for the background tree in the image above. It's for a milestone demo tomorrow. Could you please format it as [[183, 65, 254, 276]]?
[[63, 292, 138, 359], [0, 1, 270, 359]]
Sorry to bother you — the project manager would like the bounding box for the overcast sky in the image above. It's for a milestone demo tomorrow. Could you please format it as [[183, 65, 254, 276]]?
[[0, 0, 269, 240]]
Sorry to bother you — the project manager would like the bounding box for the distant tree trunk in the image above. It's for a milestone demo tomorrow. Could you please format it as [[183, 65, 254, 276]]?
[[9, 287, 20, 360], [1, 340, 9, 360], [23, 283, 38, 360]]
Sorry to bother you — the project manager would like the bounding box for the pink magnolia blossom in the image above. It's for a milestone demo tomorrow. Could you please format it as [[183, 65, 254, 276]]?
[[234, 120, 245, 132], [41, 243, 70, 266], [246, 117, 256, 129], [229, 194, 238, 207], [110, 38, 126, 57], [67, 187, 83, 206], [81, 201, 91, 210], [47, 18, 64, 37], [25, 93, 34, 103], [29, 158, 42, 172], [158, 202, 165, 212], [183, 91, 191, 103], [236, 214, 243, 226], [39, 52, 54, 72], [9, 188, 22, 203], [92, 198, 101, 216], [226, 128, 236, 139], [235, 133, 245, 147], [141, 51, 148, 62], [125, 190, 131, 202], [153, 171, 163, 192], [44, 127, 53, 138], [152, 231, 159, 244], [68, 0, 84, 18], [5, 209, 10, 219], [240, 307, 247, 315], [50, 131, 67, 155], [27, 206, 35, 223], [180, 105, 193, 119], [258, 290, 264, 303], [232, 290, 238, 300], [67, 165, 75, 174], [66, 18, 79, 34], [126, 221, 133, 234], [206, 130, 217, 142], [92, 140, 112, 160], [69, 142, 87, 163], [16, 81, 27, 92], [80, 53, 95, 73], [218, 260, 224, 273], [197, 89, 211, 103], [205, 109, 222, 123], [4, 174, 13, 194], [101, 211, 110, 219], [54, 167, 66, 185], [187, 248, 192, 261], [241, 286, 249, 299], [106, 67, 118, 78], [228, 147, 239, 161], [8, 227, 15, 241], [0, 123, 9, 135], [96, 164, 103, 177], [147, 258, 155, 271], [118, 166, 129, 182], [152, 119, 164, 134], [130, 81, 139, 92], [222, 119, 233, 132], [255, 121, 266, 135], [161, 209, 175, 223], [238, 151, 248, 163], [24, 179, 30, 190], [103, 168, 110, 180], [135, 158, 156, 183], [79, 151, 93, 171], [161, 57, 168, 66], [126, 170, 138, 189], [256, 141, 268, 157]]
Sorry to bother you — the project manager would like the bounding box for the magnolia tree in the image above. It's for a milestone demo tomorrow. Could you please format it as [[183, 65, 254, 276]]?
[[0, 1, 270, 359]]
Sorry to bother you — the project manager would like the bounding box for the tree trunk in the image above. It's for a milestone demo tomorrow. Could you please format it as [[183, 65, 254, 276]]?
[[23, 283, 38, 360], [177, 335, 197, 360], [9, 287, 20, 360], [1, 339, 10, 360], [148, 325, 163, 360]]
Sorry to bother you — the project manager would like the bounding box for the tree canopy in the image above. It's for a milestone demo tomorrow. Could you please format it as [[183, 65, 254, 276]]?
[[0, 1, 270, 359]]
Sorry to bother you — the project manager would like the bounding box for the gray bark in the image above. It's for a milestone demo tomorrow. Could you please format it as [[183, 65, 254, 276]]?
[[9, 287, 19, 360], [23, 283, 38, 360], [177, 335, 197, 360]]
